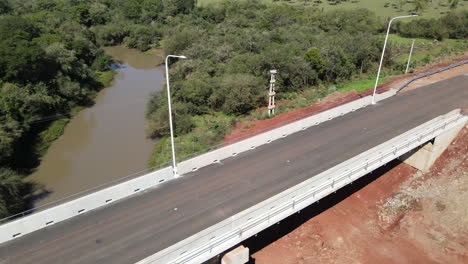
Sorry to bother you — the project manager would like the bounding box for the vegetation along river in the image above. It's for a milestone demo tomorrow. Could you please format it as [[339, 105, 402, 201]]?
[[26, 46, 164, 206]]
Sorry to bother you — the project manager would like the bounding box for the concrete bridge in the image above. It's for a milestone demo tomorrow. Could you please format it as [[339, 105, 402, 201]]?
[[0, 75, 467, 264]]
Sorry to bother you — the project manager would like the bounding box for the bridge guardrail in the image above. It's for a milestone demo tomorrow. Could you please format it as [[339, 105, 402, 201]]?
[[138, 109, 467, 264], [0, 90, 395, 244], [396, 60, 468, 93]]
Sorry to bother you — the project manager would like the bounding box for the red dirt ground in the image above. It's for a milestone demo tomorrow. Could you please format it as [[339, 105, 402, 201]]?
[[252, 127, 468, 264], [224, 54, 468, 144]]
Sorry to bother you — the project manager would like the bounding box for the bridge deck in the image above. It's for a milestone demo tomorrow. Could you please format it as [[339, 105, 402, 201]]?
[[1, 75, 467, 264]]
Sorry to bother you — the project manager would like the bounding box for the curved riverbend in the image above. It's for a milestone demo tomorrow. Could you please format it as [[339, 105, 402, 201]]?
[[26, 46, 164, 206]]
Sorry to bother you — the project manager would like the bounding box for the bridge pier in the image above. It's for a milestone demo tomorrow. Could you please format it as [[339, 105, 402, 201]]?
[[399, 122, 466, 172], [221, 245, 249, 264]]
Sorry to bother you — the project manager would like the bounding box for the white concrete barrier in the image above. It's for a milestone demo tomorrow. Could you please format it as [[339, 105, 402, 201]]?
[[376, 89, 396, 101], [137, 109, 467, 264], [0, 89, 394, 245], [0, 167, 173, 244]]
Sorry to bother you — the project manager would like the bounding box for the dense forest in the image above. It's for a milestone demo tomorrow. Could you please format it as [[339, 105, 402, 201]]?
[[0, 0, 466, 219], [0, 0, 116, 218]]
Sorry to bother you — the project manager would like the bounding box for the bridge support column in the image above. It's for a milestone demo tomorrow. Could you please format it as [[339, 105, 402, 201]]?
[[399, 122, 465, 172], [221, 245, 249, 264]]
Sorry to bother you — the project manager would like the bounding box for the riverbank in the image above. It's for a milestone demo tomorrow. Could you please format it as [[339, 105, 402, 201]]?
[[32, 70, 117, 160], [23, 46, 164, 207], [11, 69, 116, 212], [0, 67, 117, 220], [34, 46, 164, 161]]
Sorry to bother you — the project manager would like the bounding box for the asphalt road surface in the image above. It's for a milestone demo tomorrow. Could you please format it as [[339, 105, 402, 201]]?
[[1, 75, 467, 264]]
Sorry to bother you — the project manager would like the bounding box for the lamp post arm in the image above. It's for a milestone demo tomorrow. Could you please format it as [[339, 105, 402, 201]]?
[[372, 15, 418, 104]]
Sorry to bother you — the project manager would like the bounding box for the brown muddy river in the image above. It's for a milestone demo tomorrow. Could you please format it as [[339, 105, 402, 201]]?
[[27, 46, 164, 206]]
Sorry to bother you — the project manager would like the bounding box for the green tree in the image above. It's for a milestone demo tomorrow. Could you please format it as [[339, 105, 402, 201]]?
[[145, 91, 195, 137], [176, 76, 214, 111], [413, 0, 429, 13], [0, 168, 30, 219], [398, 0, 405, 11], [94, 23, 129, 46], [141, 0, 164, 22], [123, 24, 160, 51], [145, 103, 170, 138], [0, 121, 22, 164], [34, 0, 59, 11], [71, 4, 91, 26], [92, 54, 113, 71], [321, 48, 355, 82], [305, 47, 325, 76], [448, 0, 459, 10], [440, 11, 467, 39], [319, 9, 378, 34], [121, 0, 142, 20], [161, 28, 199, 55], [0, 18, 58, 83], [219, 74, 264, 115], [162, 0, 196, 17], [0, 0, 12, 14], [89, 3, 109, 25]]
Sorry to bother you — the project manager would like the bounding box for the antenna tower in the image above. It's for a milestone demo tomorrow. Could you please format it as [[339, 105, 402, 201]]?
[[268, 70, 277, 116]]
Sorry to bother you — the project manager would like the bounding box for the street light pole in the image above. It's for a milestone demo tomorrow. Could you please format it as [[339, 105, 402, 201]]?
[[372, 15, 418, 104], [405, 39, 415, 74], [165, 55, 187, 178]]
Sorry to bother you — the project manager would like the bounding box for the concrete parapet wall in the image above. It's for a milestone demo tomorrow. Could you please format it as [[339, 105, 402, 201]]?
[[0, 90, 394, 245], [138, 109, 467, 264], [376, 89, 396, 101]]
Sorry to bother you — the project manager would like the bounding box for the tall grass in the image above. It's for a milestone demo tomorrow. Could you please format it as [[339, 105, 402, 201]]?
[[34, 118, 70, 156], [96, 70, 117, 87]]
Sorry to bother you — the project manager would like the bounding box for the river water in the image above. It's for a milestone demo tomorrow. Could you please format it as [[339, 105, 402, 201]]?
[[27, 46, 164, 206]]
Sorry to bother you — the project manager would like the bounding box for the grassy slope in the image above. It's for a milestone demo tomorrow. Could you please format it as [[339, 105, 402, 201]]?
[[148, 113, 235, 167], [339, 76, 388, 92], [339, 35, 467, 92], [389, 34, 468, 65], [199, 0, 467, 18]]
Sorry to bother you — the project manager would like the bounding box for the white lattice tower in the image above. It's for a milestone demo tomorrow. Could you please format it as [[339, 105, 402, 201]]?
[[268, 70, 277, 116]]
